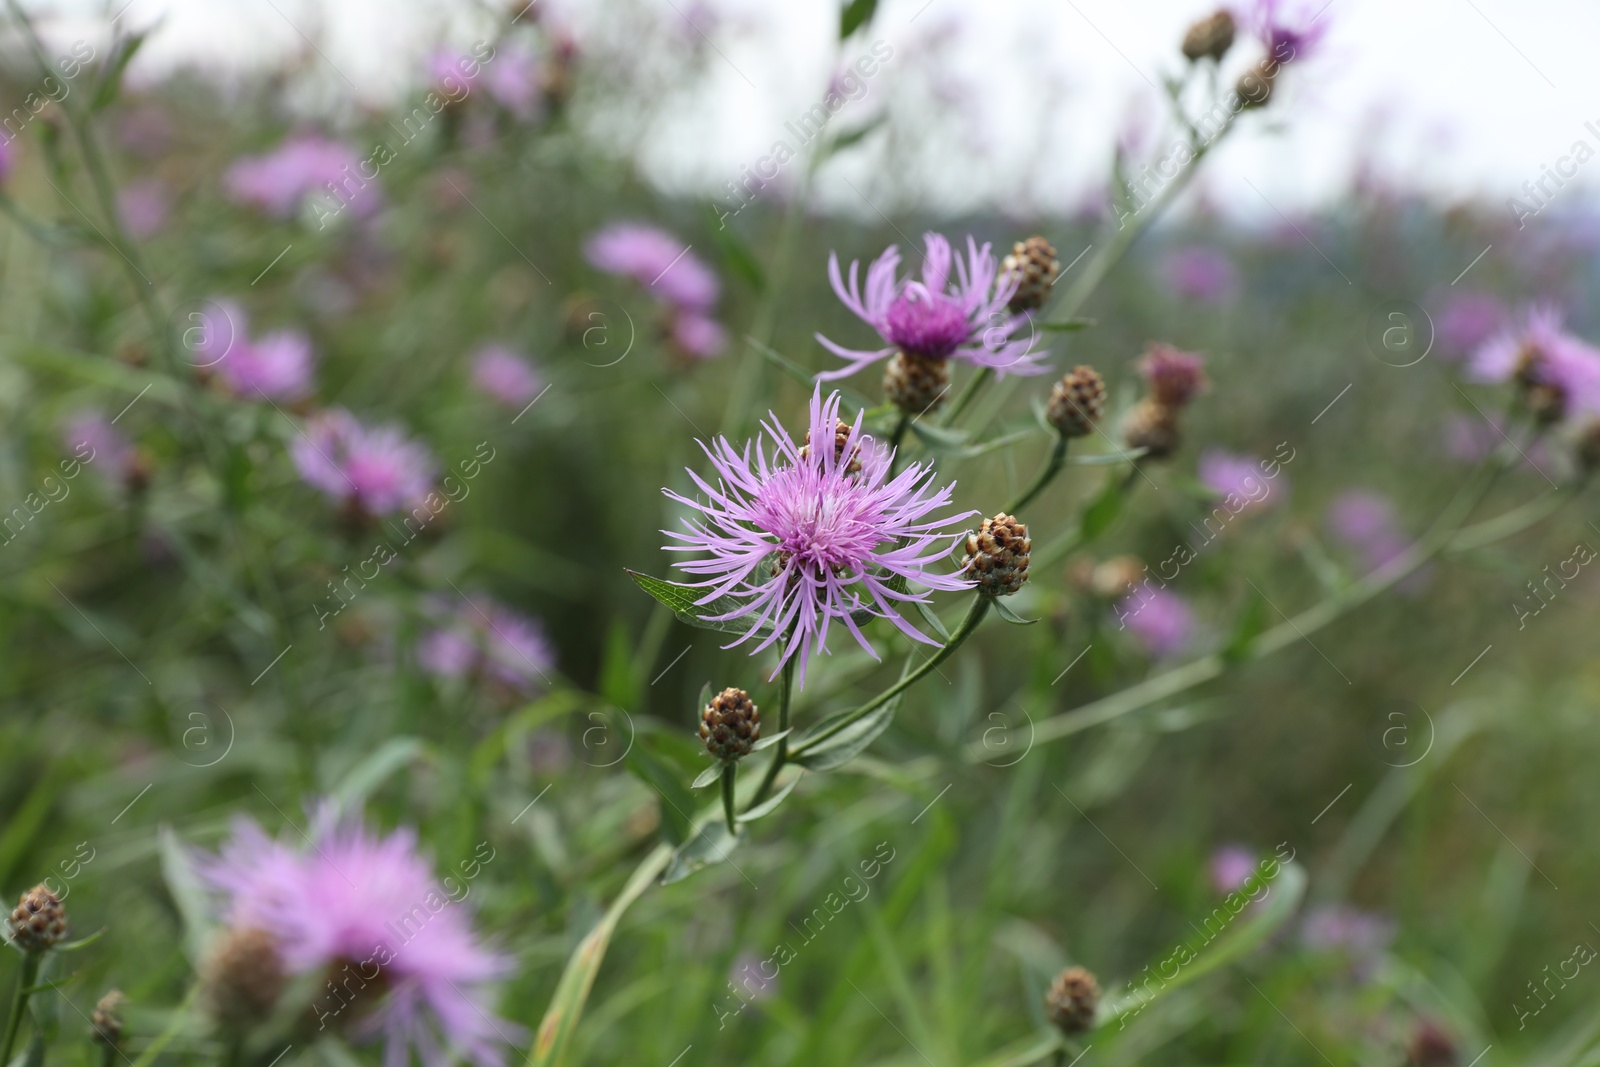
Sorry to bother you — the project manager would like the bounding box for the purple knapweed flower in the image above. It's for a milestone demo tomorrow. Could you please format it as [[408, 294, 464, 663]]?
[[418, 596, 555, 691], [1199, 449, 1283, 512], [217, 330, 316, 402], [61, 411, 136, 482], [584, 222, 719, 313], [224, 134, 379, 219], [292, 408, 436, 516], [1300, 904, 1394, 980], [1161, 246, 1238, 303], [1209, 845, 1257, 895], [471, 345, 542, 407], [483, 44, 543, 118], [1435, 292, 1506, 356], [1326, 489, 1431, 592], [816, 232, 1046, 381], [198, 805, 522, 1067], [1249, 0, 1332, 64], [663, 388, 975, 684], [118, 179, 169, 239], [669, 313, 728, 360], [1468, 304, 1600, 418], [1139, 344, 1208, 406], [1116, 586, 1194, 659]]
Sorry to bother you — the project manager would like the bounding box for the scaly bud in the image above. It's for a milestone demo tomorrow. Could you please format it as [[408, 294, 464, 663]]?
[[1122, 398, 1182, 459], [1046, 365, 1106, 438], [964, 514, 1031, 597], [1001, 236, 1060, 314], [202, 926, 286, 1033], [1182, 10, 1236, 62], [91, 990, 127, 1048], [700, 687, 761, 761], [8, 884, 67, 952], [1045, 965, 1100, 1035], [883, 352, 950, 415]]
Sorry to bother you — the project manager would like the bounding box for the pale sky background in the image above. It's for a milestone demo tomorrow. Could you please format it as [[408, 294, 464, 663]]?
[[18, 0, 1600, 227]]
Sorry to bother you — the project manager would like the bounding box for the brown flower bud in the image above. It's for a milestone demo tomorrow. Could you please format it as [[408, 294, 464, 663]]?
[[1046, 365, 1106, 438], [700, 687, 761, 761], [799, 417, 863, 474], [1122, 398, 1181, 459], [202, 926, 286, 1033], [91, 990, 128, 1048], [884, 352, 950, 415], [1001, 236, 1060, 314], [1182, 10, 1236, 62], [1045, 965, 1100, 1034], [8, 884, 67, 953], [963, 514, 1031, 597]]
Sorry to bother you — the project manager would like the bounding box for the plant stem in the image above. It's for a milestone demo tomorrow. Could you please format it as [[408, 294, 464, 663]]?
[[720, 764, 738, 836], [749, 654, 796, 808], [792, 596, 991, 757], [1006, 436, 1068, 514], [886, 413, 912, 476], [0, 953, 41, 1067], [940, 367, 993, 427]]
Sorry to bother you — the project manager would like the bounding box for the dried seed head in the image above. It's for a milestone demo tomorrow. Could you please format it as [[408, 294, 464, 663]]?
[[1045, 965, 1100, 1035], [9, 884, 67, 953], [90, 990, 128, 1048], [1139, 343, 1207, 408], [1236, 60, 1278, 109], [1514, 344, 1569, 424], [964, 514, 1031, 597], [1122, 398, 1182, 459], [1406, 1021, 1458, 1067], [700, 687, 761, 761], [1001, 236, 1060, 314], [1182, 9, 1236, 62], [883, 351, 951, 415], [1046, 365, 1106, 438], [799, 417, 863, 474], [202, 926, 286, 1033], [1576, 420, 1600, 472]]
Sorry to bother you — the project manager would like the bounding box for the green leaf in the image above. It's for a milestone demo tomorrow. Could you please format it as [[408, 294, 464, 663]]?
[[332, 737, 425, 812], [625, 570, 763, 637], [1221, 591, 1271, 663], [990, 598, 1037, 625], [822, 115, 886, 160], [913, 599, 951, 642], [158, 825, 215, 964], [55, 927, 107, 952], [1069, 448, 1149, 466], [840, 0, 879, 38], [1101, 861, 1307, 1027], [739, 774, 802, 822], [793, 685, 905, 772], [690, 764, 724, 790], [707, 215, 766, 294], [598, 620, 641, 711], [908, 421, 971, 452], [625, 743, 695, 845], [92, 32, 150, 112], [662, 819, 740, 885], [1039, 318, 1096, 332], [1081, 476, 1126, 540], [750, 728, 791, 752]]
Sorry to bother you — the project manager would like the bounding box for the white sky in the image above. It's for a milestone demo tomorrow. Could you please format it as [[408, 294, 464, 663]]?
[[20, 0, 1600, 225]]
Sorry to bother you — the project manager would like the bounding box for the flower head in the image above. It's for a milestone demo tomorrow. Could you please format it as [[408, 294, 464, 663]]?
[[584, 222, 719, 312], [1468, 304, 1600, 421], [483, 45, 543, 118], [224, 134, 379, 219], [1436, 292, 1506, 355], [663, 388, 975, 684], [292, 409, 436, 516], [216, 330, 316, 401], [1208, 845, 1257, 894], [1162, 246, 1238, 303], [418, 596, 555, 692], [471, 345, 542, 406], [198, 807, 521, 1067], [1199, 449, 1282, 511], [669, 313, 728, 360], [119, 179, 169, 239], [1248, 0, 1332, 65], [1117, 587, 1194, 659], [816, 232, 1047, 381], [1139, 344, 1208, 406]]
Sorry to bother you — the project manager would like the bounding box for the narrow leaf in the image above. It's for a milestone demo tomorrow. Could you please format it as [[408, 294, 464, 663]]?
[[739, 774, 802, 822], [691, 764, 723, 790], [792, 689, 903, 772], [750, 728, 792, 752], [332, 737, 425, 811], [913, 600, 951, 642], [991, 598, 1038, 625], [158, 825, 215, 964], [625, 570, 762, 636], [840, 0, 879, 38], [662, 819, 740, 885], [1039, 318, 1096, 332]]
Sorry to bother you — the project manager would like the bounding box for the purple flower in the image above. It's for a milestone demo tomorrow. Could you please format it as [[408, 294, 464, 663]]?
[[1116, 587, 1194, 659], [217, 330, 316, 402], [1468, 304, 1600, 418], [419, 596, 555, 691], [292, 409, 436, 516], [115, 106, 174, 158], [1199, 449, 1283, 511], [483, 44, 543, 118], [1140, 344, 1208, 406], [118, 179, 169, 239], [663, 388, 975, 684], [1435, 292, 1506, 356], [198, 806, 522, 1067], [1162, 246, 1238, 303], [471, 345, 542, 406], [1300, 904, 1394, 979], [224, 134, 379, 219], [0, 137, 13, 184], [1208, 845, 1257, 895], [1326, 490, 1431, 592], [670, 313, 728, 360], [61, 411, 135, 482], [1248, 0, 1332, 64], [728, 951, 777, 1003], [816, 232, 1047, 380], [584, 223, 718, 313]]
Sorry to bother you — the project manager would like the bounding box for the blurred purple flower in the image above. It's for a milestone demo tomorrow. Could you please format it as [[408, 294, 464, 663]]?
[[1435, 292, 1506, 356], [816, 232, 1046, 381], [584, 222, 719, 312], [428, 49, 477, 96], [1209, 845, 1257, 895], [419, 596, 555, 691], [1468, 304, 1600, 418], [1300, 904, 1394, 976], [471, 344, 542, 406], [670, 313, 728, 360], [292, 408, 435, 516], [729, 951, 777, 1002], [1140, 344, 1208, 406], [484, 44, 543, 118], [198, 805, 522, 1067], [1327, 489, 1431, 593], [118, 179, 169, 239], [1117, 587, 1194, 659], [0, 137, 15, 184], [115, 105, 174, 158], [1248, 0, 1332, 64], [1199, 449, 1283, 511], [1162, 246, 1238, 303], [664, 388, 974, 686], [61, 411, 135, 481], [224, 134, 379, 219], [216, 330, 315, 402]]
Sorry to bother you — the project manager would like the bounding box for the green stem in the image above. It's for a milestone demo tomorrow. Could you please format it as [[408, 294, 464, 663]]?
[[720, 763, 738, 836], [749, 654, 796, 809], [793, 596, 991, 757], [1005, 436, 1068, 515], [0, 953, 41, 1067], [886, 413, 912, 476], [940, 367, 993, 427]]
